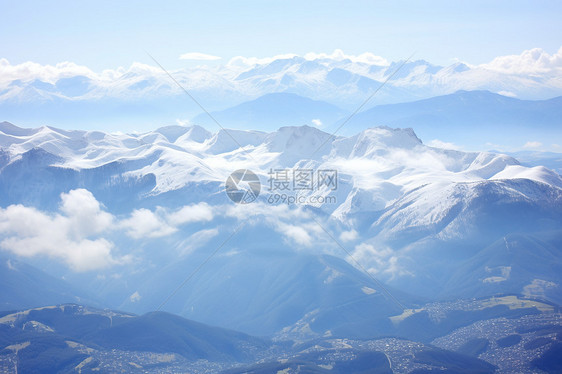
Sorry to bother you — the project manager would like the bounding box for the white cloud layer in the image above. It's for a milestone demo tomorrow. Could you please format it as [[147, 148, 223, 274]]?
[[480, 47, 562, 75], [177, 228, 219, 256], [427, 139, 462, 151], [523, 141, 543, 149], [276, 222, 312, 246], [224, 202, 324, 247], [1, 47, 561, 103], [120, 208, 177, 239], [129, 291, 141, 302], [0, 189, 217, 271], [339, 229, 358, 242], [311, 119, 323, 127], [0, 58, 96, 86], [167, 202, 214, 226], [303, 49, 389, 65], [0, 189, 123, 271], [351, 243, 409, 279], [497, 90, 517, 98], [226, 49, 389, 68]]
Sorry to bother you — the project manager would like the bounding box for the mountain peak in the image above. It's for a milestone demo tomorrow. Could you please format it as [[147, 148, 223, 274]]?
[[0, 121, 40, 137], [205, 128, 267, 154], [266, 125, 333, 154], [357, 126, 422, 151], [154, 125, 191, 143]]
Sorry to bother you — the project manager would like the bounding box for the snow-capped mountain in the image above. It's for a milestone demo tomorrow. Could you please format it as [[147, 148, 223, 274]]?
[[4, 120, 560, 203], [0, 121, 561, 336], [1, 47, 561, 130]]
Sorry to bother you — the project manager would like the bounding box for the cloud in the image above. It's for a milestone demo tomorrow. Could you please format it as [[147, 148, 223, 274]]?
[[276, 222, 312, 246], [0, 189, 126, 271], [0, 58, 96, 86], [120, 202, 214, 239], [304, 49, 389, 65], [427, 139, 462, 150], [339, 229, 358, 242], [120, 208, 177, 239], [349, 243, 412, 279], [6, 259, 16, 270], [121, 203, 216, 240], [129, 291, 141, 303], [227, 49, 389, 69], [480, 47, 562, 75], [179, 52, 221, 61], [223, 202, 322, 247], [2, 47, 560, 105], [523, 141, 543, 149], [167, 202, 214, 226], [382, 256, 412, 279], [59, 189, 114, 239], [224, 202, 311, 222], [177, 228, 219, 256], [497, 90, 517, 98], [311, 119, 322, 127], [176, 119, 191, 126], [353, 243, 392, 263], [0, 59, 175, 100], [0, 189, 216, 271]]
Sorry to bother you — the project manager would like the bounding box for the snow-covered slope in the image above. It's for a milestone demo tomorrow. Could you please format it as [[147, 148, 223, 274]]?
[[0, 121, 550, 197], [1, 120, 560, 218], [1, 121, 561, 330]]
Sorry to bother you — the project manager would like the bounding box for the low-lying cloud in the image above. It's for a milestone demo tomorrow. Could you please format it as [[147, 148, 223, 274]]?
[[0, 189, 123, 271], [0, 189, 216, 271], [480, 46, 562, 75]]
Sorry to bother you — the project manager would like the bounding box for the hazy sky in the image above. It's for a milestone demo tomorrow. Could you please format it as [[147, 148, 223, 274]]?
[[2, 0, 561, 69]]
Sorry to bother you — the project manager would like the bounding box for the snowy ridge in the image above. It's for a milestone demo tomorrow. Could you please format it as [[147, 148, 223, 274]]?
[[1, 121, 560, 215]]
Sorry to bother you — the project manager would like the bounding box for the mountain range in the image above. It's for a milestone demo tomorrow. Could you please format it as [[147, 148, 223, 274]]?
[[0, 257, 97, 311], [7, 302, 538, 373], [189, 90, 562, 150], [1, 120, 561, 323], [192, 92, 347, 131], [1, 47, 561, 131], [1, 119, 562, 371], [0, 304, 269, 372]]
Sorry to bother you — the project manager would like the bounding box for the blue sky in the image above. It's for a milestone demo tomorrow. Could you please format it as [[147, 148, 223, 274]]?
[[2, 0, 561, 69]]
